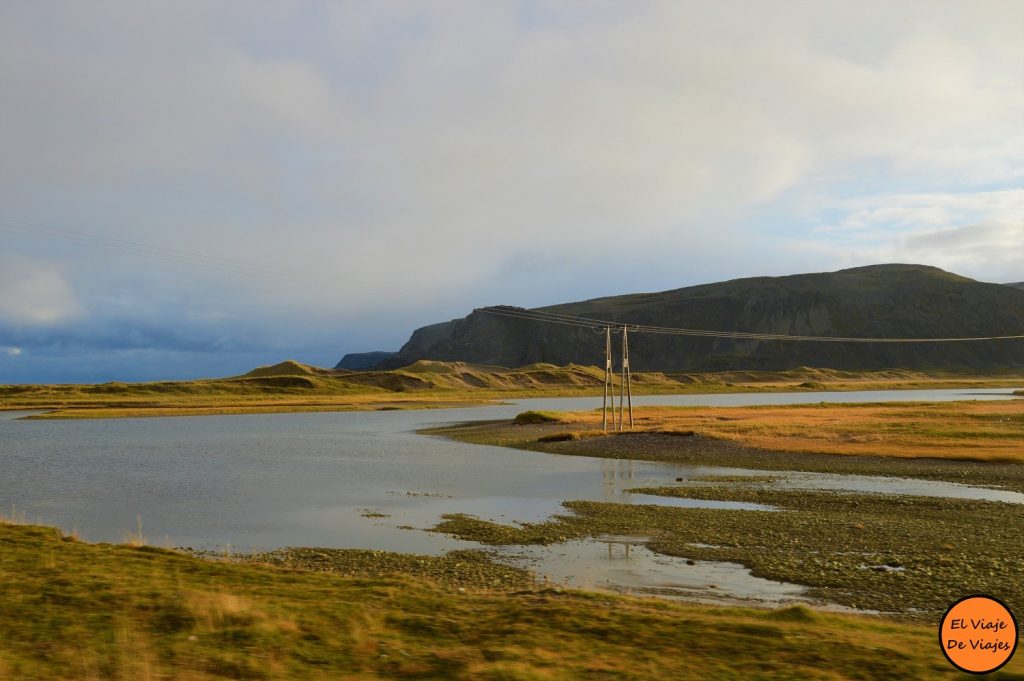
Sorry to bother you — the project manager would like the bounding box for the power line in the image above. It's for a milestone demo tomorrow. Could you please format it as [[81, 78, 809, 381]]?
[[476, 306, 1024, 343], [479, 305, 1024, 432]]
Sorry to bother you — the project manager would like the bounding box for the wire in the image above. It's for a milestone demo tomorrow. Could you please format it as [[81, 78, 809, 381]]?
[[475, 307, 1024, 343], [477, 307, 604, 331]]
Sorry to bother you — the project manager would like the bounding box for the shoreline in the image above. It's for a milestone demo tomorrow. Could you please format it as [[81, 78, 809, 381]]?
[[3, 367, 1022, 420], [427, 406, 1024, 622], [3, 397, 1023, 675]]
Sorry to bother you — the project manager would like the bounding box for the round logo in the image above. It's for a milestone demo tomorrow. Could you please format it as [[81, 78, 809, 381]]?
[[939, 595, 1018, 674]]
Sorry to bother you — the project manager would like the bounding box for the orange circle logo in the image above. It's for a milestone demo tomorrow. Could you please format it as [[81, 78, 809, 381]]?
[[939, 595, 1018, 674]]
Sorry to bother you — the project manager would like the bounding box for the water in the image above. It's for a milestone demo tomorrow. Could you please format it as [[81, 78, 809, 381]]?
[[498, 535, 868, 612], [0, 406, 763, 550], [509, 387, 1023, 411], [0, 387, 1019, 607], [668, 468, 1024, 504]]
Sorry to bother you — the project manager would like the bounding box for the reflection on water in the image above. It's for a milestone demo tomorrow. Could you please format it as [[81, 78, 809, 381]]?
[[601, 458, 634, 500], [494, 535, 868, 611]]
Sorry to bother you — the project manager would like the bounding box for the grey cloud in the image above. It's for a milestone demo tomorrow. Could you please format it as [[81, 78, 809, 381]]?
[[901, 222, 1024, 253]]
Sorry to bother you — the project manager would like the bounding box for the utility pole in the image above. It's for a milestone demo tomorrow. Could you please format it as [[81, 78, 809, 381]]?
[[602, 326, 613, 431], [617, 325, 634, 430], [617, 326, 625, 431], [624, 325, 633, 429]]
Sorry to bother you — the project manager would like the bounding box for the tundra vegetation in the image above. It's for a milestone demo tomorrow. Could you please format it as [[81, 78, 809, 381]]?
[[4, 369, 1024, 678], [3, 518, 1020, 680], [2, 359, 1022, 419]]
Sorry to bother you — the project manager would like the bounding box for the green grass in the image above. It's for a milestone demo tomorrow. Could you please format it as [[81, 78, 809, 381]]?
[[512, 410, 564, 425], [1, 521, 1013, 680]]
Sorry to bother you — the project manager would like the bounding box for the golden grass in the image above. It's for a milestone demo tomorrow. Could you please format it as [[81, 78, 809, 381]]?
[[2, 520, 1014, 679], [560, 400, 1024, 462], [7, 396, 498, 420], [2, 363, 1021, 420]]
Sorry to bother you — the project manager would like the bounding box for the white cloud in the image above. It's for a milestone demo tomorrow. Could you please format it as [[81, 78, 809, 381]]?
[[0, 257, 83, 326], [0, 1, 1021, 332], [2, 346, 22, 356], [795, 189, 1024, 282]]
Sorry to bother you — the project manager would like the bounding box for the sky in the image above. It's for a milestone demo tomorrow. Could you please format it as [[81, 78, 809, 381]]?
[[1, 1, 1022, 383]]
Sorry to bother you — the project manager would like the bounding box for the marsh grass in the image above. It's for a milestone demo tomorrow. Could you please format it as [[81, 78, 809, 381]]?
[[1, 520, 1012, 679], [512, 410, 564, 424], [519, 401, 1024, 463]]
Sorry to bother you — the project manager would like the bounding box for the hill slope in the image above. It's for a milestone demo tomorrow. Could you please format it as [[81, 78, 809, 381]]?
[[371, 265, 1024, 372]]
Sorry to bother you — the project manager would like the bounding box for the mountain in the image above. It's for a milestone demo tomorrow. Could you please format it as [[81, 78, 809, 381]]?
[[1005, 282, 1024, 290], [336, 351, 399, 370], [356, 265, 1024, 372]]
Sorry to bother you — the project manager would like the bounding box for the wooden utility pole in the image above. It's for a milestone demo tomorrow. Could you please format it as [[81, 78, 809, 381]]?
[[602, 326, 613, 431], [602, 325, 633, 431], [624, 325, 633, 429], [617, 327, 625, 431]]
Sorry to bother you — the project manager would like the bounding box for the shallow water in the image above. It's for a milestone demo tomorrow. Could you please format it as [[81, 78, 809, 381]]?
[[669, 467, 1024, 504], [0, 387, 1020, 608], [492, 535, 870, 611]]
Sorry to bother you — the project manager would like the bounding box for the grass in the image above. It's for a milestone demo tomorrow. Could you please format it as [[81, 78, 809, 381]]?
[[431, 402, 1024, 494], [11, 400, 497, 420], [2, 520, 1017, 679], [5, 386, 1024, 677], [2, 361, 1022, 420], [501, 401, 1024, 464], [512, 410, 564, 425]]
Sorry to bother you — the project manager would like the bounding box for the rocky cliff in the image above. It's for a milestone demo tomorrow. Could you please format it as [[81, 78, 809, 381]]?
[[354, 265, 1024, 372]]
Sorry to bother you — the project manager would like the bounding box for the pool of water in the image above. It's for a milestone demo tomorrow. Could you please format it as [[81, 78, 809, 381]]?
[[492, 535, 870, 611], [666, 468, 1024, 504]]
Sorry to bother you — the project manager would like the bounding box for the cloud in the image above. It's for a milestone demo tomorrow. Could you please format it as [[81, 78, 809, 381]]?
[[2, 346, 21, 357], [0, 256, 83, 326], [0, 1, 1021, 378], [793, 190, 1024, 281]]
